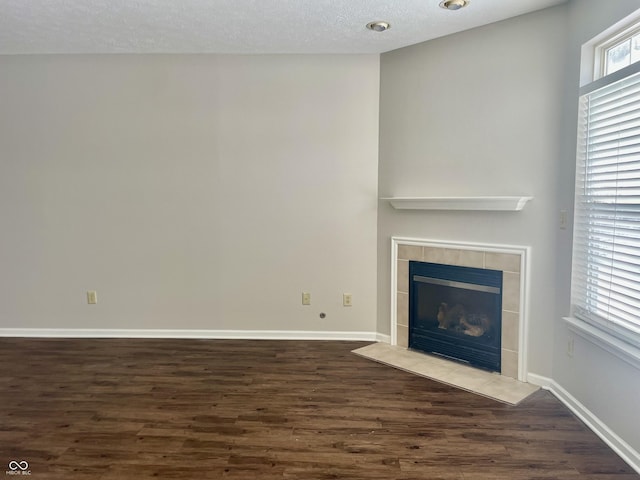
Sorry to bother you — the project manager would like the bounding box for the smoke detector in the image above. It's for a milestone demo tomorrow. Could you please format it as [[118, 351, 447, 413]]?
[[366, 21, 391, 32], [439, 0, 470, 10]]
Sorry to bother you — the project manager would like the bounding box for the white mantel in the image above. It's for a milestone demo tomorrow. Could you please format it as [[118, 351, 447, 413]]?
[[382, 196, 533, 211]]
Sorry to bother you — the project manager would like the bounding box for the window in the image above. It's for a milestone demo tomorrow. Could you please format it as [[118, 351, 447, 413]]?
[[596, 25, 640, 78], [602, 30, 640, 76], [571, 19, 640, 348]]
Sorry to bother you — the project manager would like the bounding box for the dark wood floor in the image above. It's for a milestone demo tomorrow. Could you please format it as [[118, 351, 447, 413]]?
[[0, 339, 637, 480]]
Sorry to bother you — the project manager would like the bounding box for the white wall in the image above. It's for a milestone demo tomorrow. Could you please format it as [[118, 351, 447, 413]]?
[[0, 54, 380, 334], [552, 0, 640, 461], [377, 7, 567, 377]]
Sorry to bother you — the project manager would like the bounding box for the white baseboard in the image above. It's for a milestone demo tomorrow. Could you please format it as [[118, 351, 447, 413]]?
[[0, 328, 382, 342], [526, 372, 555, 389], [376, 333, 391, 343], [528, 373, 640, 475]]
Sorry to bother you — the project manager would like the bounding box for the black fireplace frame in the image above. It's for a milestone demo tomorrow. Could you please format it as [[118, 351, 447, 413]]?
[[408, 261, 503, 372]]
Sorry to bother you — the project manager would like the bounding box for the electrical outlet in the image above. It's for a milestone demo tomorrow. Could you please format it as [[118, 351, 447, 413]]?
[[302, 292, 311, 306], [567, 337, 574, 357], [343, 293, 352, 307], [560, 210, 568, 230], [87, 290, 98, 305]]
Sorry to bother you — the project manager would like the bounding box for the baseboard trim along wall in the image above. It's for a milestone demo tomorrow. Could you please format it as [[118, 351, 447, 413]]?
[[0, 328, 389, 343], [527, 373, 640, 475]]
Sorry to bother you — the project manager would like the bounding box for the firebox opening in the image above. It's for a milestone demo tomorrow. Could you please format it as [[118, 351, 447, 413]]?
[[409, 261, 503, 372]]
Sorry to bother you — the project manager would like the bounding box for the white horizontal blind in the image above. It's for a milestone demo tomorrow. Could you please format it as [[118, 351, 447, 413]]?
[[572, 69, 640, 347]]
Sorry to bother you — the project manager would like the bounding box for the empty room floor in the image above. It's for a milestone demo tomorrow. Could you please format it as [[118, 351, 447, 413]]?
[[0, 338, 637, 479]]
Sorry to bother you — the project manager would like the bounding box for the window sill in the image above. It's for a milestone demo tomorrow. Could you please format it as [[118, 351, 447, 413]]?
[[563, 317, 640, 371]]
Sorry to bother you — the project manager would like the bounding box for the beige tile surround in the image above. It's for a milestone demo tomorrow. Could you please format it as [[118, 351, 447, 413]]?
[[395, 243, 523, 380]]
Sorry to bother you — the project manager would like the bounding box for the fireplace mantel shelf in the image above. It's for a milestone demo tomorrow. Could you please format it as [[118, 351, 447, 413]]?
[[382, 196, 533, 212]]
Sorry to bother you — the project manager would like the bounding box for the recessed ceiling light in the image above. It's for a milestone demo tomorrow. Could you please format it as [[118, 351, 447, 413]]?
[[366, 21, 391, 32], [439, 0, 470, 10]]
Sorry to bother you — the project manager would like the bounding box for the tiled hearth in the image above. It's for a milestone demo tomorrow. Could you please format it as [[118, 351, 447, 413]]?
[[391, 238, 530, 381], [353, 342, 538, 405]]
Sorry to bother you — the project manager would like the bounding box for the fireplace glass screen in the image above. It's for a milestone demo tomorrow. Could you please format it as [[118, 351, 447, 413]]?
[[409, 261, 503, 372]]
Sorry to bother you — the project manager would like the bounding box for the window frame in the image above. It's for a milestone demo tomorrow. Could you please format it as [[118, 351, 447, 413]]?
[[594, 23, 640, 80], [570, 12, 640, 358]]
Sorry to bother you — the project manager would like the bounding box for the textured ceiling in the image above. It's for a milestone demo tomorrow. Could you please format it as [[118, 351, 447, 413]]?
[[0, 0, 567, 55]]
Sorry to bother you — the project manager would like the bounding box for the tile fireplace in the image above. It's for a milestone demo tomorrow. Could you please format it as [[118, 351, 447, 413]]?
[[391, 238, 529, 381]]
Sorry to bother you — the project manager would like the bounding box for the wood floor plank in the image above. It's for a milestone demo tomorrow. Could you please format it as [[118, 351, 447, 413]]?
[[0, 338, 637, 479]]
